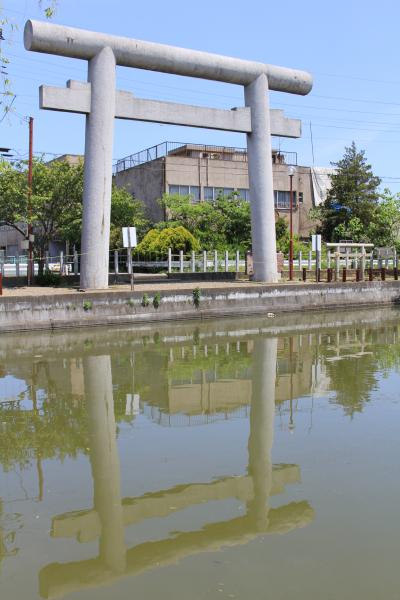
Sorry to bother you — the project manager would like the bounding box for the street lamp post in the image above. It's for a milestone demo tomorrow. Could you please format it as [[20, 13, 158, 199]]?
[[288, 166, 296, 281]]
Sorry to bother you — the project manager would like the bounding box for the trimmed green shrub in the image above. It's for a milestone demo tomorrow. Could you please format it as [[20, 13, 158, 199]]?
[[136, 226, 200, 254]]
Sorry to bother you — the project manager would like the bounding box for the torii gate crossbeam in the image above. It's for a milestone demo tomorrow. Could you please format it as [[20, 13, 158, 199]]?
[[24, 20, 312, 288]]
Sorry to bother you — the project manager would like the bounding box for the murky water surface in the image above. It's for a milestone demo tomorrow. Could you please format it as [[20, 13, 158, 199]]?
[[1, 308, 400, 599]]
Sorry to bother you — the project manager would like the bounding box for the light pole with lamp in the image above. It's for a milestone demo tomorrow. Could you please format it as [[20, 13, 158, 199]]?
[[288, 166, 296, 281]]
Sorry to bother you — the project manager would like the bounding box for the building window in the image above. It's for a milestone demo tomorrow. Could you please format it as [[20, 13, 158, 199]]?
[[204, 186, 214, 202], [190, 186, 200, 202], [237, 188, 249, 201], [169, 184, 200, 202], [274, 190, 297, 209], [169, 185, 180, 195]]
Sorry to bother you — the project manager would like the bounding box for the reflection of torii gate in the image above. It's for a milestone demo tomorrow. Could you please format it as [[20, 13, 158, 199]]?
[[24, 20, 312, 288], [39, 338, 314, 599]]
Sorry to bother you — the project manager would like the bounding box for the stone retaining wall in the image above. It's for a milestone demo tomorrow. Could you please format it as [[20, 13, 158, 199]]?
[[0, 281, 399, 332]]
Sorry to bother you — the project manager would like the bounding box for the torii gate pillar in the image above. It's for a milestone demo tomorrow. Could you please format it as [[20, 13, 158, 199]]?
[[81, 47, 116, 289], [245, 74, 277, 282]]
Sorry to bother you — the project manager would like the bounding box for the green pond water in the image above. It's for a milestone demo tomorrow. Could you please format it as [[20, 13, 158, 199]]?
[[0, 307, 400, 599]]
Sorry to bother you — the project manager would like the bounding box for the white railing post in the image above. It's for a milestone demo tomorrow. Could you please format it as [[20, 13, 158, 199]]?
[[114, 249, 119, 275], [168, 247, 172, 273], [203, 250, 207, 273], [15, 253, 20, 278], [214, 250, 218, 272], [45, 251, 49, 272], [236, 250, 240, 272], [225, 250, 229, 272], [179, 250, 184, 273], [335, 252, 340, 280], [60, 251, 64, 275], [191, 250, 196, 273], [308, 250, 312, 270], [327, 250, 331, 269], [298, 250, 302, 271]]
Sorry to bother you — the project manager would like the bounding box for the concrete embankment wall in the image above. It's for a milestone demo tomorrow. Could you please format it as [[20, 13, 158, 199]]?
[[1, 281, 400, 333]]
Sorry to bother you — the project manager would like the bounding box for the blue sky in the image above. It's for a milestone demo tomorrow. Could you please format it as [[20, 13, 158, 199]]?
[[3, 0, 400, 191]]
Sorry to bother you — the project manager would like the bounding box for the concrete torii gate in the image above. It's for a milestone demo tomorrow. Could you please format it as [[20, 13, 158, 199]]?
[[24, 20, 313, 288]]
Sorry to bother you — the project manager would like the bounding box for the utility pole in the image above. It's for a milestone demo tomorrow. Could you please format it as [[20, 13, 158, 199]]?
[[27, 117, 33, 285], [288, 166, 296, 281]]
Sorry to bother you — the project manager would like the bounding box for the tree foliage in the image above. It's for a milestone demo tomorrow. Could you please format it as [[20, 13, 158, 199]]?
[[0, 158, 149, 256], [314, 142, 381, 242], [161, 193, 251, 251]]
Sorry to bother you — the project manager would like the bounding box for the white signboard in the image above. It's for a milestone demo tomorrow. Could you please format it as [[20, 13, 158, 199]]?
[[122, 226, 137, 248], [311, 234, 322, 252]]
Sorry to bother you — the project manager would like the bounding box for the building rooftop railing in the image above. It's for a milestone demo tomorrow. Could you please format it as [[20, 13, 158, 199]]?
[[113, 141, 297, 174]]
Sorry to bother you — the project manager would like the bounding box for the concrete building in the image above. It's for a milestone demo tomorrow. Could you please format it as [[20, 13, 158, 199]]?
[[113, 141, 327, 238]]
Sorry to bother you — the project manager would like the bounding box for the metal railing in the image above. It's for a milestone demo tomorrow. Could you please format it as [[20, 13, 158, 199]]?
[[113, 141, 297, 174]]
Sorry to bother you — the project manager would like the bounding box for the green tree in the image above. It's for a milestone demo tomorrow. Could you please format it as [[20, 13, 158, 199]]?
[[0, 158, 83, 267], [313, 142, 381, 242], [161, 194, 227, 249], [0, 160, 28, 238], [367, 189, 400, 249], [0, 158, 149, 262], [161, 192, 251, 251]]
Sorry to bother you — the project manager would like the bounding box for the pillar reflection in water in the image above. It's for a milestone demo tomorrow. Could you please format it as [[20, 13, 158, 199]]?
[[247, 337, 277, 530], [84, 355, 126, 573]]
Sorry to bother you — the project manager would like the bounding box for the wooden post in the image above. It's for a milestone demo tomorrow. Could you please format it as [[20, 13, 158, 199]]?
[[342, 268, 347, 283], [327, 268, 332, 282], [302, 267, 307, 282], [335, 252, 340, 281], [360, 250, 366, 282], [45, 251, 49, 272]]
